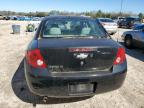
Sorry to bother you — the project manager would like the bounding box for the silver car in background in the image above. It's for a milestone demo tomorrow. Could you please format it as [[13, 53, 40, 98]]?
[[122, 24, 144, 49], [97, 18, 118, 35]]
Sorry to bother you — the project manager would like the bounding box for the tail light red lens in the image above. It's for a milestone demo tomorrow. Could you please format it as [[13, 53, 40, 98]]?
[[26, 49, 47, 68], [113, 48, 126, 65]]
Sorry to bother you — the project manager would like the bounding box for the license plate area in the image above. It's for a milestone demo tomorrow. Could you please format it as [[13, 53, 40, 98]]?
[[68, 82, 96, 95]]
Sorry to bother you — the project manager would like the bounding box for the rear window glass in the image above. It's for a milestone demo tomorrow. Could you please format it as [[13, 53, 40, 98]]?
[[42, 18, 107, 38]]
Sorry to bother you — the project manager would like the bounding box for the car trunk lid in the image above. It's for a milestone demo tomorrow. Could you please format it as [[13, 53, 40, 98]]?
[[38, 38, 118, 73]]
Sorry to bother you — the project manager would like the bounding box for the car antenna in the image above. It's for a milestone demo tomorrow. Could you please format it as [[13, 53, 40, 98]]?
[[117, 0, 124, 42]]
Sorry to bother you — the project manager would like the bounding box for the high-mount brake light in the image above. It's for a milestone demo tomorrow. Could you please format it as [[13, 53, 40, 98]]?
[[69, 48, 94, 52]]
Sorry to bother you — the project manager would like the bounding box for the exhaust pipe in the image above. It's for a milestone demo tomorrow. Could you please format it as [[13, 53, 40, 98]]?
[[42, 96, 48, 103]]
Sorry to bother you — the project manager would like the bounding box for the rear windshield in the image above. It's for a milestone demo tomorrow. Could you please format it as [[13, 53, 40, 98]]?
[[42, 18, 107, 38], [99, 18, 114, 22]]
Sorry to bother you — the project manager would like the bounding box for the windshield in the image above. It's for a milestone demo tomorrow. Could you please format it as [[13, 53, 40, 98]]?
[[42, 18, 107, 38]]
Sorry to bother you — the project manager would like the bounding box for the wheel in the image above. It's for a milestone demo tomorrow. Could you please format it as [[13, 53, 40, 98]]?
[[124, 36, 133, 49]]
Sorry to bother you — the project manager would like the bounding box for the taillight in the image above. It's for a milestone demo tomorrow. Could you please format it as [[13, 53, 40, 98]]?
[[26, 49, 47, 68], [113, 48, 126, 65]]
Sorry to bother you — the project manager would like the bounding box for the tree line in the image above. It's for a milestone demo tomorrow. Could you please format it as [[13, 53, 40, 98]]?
[[0, 10, 143, 19]]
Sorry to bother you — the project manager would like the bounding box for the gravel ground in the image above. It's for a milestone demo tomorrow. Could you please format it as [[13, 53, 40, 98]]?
[[0, 21, 144, 108]]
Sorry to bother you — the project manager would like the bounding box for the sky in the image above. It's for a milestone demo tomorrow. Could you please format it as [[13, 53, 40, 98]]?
[[0, 0, 143, 13]]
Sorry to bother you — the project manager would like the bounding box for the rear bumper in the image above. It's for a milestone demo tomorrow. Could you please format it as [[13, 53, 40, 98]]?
[[25, 60, 127, 98]]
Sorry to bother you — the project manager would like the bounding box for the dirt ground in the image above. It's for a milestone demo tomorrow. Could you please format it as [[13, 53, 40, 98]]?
[[0, 21, 144, 108]]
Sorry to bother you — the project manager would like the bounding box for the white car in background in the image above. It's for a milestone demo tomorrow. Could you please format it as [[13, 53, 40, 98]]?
[[97, 18, 118, 35], [121, 24, 144, 49]]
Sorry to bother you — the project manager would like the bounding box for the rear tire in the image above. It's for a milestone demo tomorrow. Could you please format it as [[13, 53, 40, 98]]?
[[124, 36, 133, 49]]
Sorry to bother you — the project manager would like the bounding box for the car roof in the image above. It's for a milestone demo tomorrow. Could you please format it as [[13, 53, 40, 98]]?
[[42, 15, 93, 21]]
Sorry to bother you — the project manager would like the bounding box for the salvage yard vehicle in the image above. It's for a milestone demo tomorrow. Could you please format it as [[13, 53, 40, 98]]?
[[118, 17, 141, 29], [24, 16, 127, 98], [122, 24, 144, 49], [97, 18, 118, 35]]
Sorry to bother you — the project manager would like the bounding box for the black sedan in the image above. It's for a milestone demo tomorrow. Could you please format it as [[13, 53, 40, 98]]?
[[24, 16, 127, 98]]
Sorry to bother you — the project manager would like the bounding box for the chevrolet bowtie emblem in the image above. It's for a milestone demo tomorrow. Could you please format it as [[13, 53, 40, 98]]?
[[74, 53, 88, 60]]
